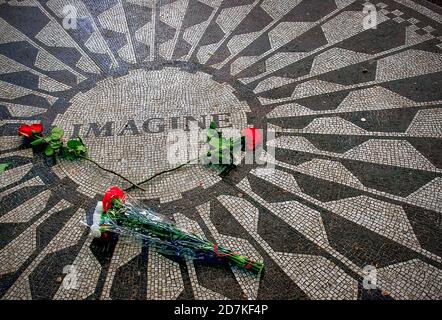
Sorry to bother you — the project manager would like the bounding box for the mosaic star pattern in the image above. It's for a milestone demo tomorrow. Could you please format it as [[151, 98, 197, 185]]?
[[0, 0, 441, 300]]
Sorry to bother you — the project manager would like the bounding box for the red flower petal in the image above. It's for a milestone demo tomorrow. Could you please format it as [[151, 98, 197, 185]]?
[[30, 123, 43, 134], [102, 186, 126, 212], [242, 128, 263, 151], [18, 124, 33, 138]]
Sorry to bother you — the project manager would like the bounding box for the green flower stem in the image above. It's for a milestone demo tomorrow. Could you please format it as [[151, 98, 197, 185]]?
[[124, 157, 201, 192], [126, 135, 244, 192], [106, 201, 264, 273], [27, 130, 147, 191], [77, 155, 147, 191]]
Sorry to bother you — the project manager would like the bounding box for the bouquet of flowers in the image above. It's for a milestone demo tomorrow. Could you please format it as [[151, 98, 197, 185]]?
[[90, 186, 264, 274]]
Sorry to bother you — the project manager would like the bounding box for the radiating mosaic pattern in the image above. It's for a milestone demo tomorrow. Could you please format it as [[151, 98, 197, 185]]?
[[0, 0, 441, 300]]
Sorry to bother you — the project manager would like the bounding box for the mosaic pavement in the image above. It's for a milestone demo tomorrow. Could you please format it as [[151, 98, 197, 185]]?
[[0, 0, 442, 300]]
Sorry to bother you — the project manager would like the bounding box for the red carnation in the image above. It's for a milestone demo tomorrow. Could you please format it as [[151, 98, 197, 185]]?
[[242, 127, 263, 151], [102, 186, 126, 212], [18, 123, 43, 138]]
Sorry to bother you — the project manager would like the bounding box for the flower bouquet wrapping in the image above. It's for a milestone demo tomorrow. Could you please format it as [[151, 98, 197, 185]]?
[[204, 123, 263, 175], [90, 187, 264, 274]]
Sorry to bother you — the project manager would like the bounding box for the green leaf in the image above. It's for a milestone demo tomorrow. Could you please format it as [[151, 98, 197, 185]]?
[[44, 145, 55, 156], [49, 142, 62, 150], [208, 137, 222, 149], [50, 133, 62, 140], [207, 128, 218, 141], [49, 128, 64, 140], [50, 129, 64, 141], [209, 121, 217, 130], [209, 136, 232, 152], [30, 138, 43, 146], [51, 127, 64, 136], [67, 139, 82, 149], [65, 153, 76, 160], [0, 162, 12, 174], [66, 138, 87, 157], [61, 148, 76, 160]]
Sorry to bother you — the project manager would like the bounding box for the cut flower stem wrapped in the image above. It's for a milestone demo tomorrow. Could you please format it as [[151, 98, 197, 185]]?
[[95, 187, 264, 274]]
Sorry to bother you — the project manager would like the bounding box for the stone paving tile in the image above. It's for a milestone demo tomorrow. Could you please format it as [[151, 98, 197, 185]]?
[[0, 0, 441, 300]]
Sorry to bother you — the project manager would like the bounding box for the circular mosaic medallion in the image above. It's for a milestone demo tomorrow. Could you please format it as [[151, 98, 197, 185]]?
[[53, 67, 251, 200]]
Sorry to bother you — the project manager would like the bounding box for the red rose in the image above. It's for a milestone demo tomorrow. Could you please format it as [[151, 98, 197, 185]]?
[[18, 123, 43, 138], [242, 127, 263, 151], [18, 124, 33, 137], [30, 123, 43, 134], [102, 186, 126, 212]]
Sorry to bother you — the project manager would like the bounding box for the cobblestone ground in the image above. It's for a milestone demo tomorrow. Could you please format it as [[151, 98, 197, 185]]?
[[0, 0, 441, 300]]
